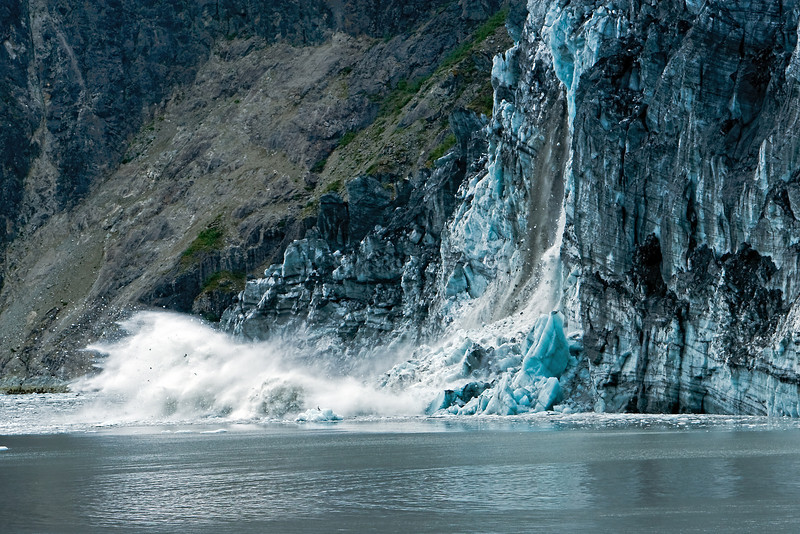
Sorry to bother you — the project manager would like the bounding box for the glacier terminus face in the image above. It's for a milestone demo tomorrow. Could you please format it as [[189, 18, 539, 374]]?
[[199, 0, 800, 418]]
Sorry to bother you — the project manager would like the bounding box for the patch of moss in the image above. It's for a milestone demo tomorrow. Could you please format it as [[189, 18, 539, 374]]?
[[467, 82, 495, 116], [379, 76, 430, 118], [438, 9, 508, 73], [301, 199, 318, 218], [427, 133, 457, 166], [322, 179, 344, 195], [338, 131, 357, 148], [310, 156, 329, 173], [373, 9, 506, 123], [181, 220, 224, 267], [366, 159, 396, 176]]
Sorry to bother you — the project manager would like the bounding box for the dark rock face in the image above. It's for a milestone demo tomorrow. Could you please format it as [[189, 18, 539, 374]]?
[[2, 0, 455, 244], [0, 2, 39, 247], [346, 176, 393, 243], [317, 193, 349, 248]]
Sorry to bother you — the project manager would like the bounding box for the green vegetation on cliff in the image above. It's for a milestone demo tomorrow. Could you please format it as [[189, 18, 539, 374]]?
[[181, 221, 225, 268]]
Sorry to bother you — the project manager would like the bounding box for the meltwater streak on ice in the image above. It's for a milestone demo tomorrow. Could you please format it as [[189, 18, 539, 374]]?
[[465, 206, 566, 335], [381, 208, 572, 410], [74, 312, 428, 425]]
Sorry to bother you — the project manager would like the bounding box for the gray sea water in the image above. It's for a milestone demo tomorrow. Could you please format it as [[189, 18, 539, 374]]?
[[3, 395, 800, 533]]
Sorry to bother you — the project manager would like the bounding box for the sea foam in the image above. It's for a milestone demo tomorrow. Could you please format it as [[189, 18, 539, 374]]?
[[73, 312, 427, 424]]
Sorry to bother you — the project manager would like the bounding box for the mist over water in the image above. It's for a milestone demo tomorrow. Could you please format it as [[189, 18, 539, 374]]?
[[69, 225, 572, 426], [73, 312, 429, 425]]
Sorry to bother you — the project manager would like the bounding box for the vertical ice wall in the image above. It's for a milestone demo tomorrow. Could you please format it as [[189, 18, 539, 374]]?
[[546, 0, 800, 415], [380, 1, 586, 415]]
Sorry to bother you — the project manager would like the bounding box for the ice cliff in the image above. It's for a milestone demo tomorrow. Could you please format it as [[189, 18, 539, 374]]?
[[548, 0, 800, 416], [227, 0, 800, 416]]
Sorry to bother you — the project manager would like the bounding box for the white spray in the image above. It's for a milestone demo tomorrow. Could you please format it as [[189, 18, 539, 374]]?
[[73, 312, 429, 424]]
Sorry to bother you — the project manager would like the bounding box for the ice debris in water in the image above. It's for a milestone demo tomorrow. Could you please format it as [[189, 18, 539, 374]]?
[[295, 408, 342, 423], [396, 311, 579, 417]]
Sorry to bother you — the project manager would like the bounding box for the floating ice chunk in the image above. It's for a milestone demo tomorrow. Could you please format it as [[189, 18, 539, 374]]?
[[482, 375, 519, 415], [457, 396, 481, 415], [445, 338, 473, 365], [516, 312, 569, 386], [427, 390, 458, 414], [534, 377, 562, 412], [512, 387, 529, 402], [200, 429, 228, 434], [427, 382, 491, 414], [295, 408, 341, 422]]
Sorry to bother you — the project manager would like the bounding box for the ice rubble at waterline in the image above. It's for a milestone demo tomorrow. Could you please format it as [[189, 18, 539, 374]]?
[[72, 299, 583, 423], [382, 225, 584, 417]]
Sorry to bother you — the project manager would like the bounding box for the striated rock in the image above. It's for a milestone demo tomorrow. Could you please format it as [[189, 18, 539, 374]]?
[[346, 176, 393, 244], [317, 193, 349, 248]]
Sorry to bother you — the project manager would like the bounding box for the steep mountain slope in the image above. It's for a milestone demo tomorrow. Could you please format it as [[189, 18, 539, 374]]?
[[0, 0, 517, 390]]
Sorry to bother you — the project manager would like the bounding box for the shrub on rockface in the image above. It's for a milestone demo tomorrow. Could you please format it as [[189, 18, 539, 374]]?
[[181, 221, 225, 268]]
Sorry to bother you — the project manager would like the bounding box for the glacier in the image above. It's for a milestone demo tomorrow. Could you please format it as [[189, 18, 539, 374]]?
[[78, 0, 800, 420]]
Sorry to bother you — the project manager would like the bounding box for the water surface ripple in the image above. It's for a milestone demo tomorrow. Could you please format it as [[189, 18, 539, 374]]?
[[2, 409, 800, 532]]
